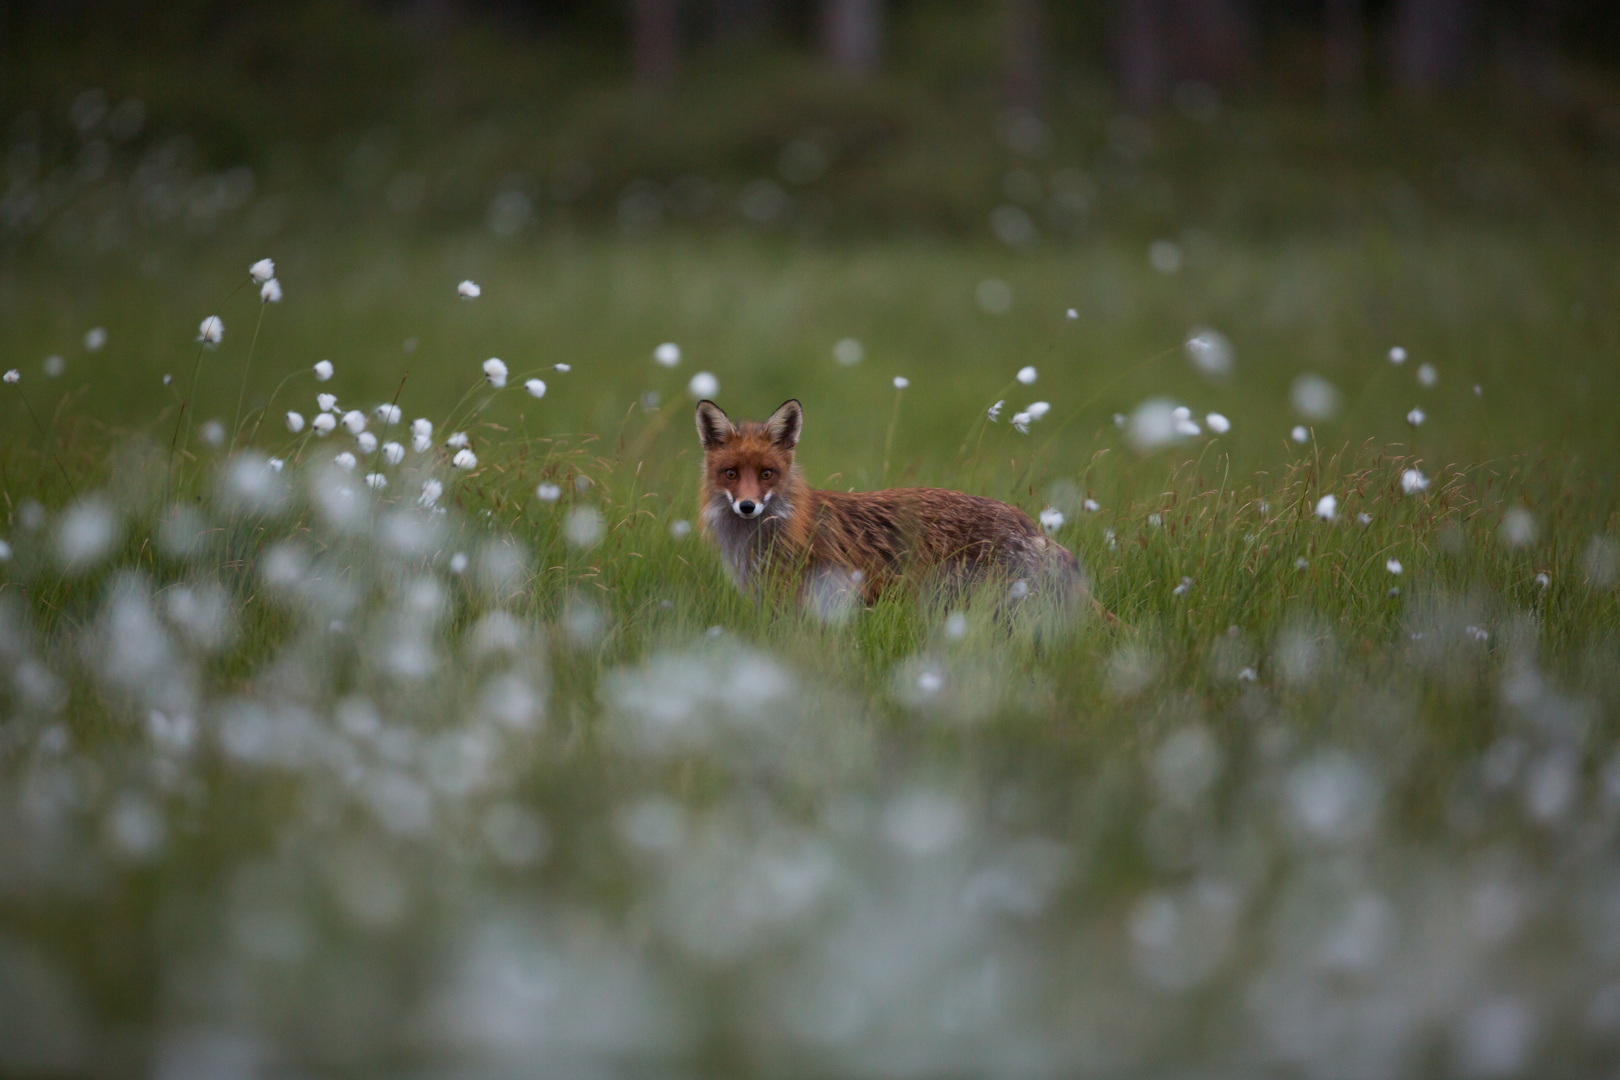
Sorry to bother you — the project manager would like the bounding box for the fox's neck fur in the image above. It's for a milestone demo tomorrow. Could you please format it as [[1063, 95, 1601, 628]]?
[[700, 467, 810, 592]]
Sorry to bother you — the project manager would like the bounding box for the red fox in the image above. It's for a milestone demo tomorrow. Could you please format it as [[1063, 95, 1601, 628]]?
[[695, 398, 1098, 616]]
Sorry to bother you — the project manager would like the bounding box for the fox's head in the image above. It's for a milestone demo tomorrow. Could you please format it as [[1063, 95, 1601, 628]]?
[[695, 398, 802, 521]]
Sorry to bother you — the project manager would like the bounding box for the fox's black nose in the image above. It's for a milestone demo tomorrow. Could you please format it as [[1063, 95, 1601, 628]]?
[[738, 500, 757, 516]]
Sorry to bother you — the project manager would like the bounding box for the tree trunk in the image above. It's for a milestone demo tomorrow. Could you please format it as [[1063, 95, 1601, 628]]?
[[1117, 0, 1164, 110], [1325, 0, 1365, 123], [1393, 0, 1472, 94], [822, 0, 882, 78], [1003, 0, 1048, 111], [631, 0, 681, 88]]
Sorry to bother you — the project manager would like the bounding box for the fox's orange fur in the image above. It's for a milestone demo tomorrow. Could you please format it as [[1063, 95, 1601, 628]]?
[[695, 398, 1092, 612]]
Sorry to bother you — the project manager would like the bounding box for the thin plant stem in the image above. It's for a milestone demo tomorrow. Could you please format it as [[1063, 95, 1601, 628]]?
[[14, 387, 78, 498], [169, 277, 250, 492], [245, 369, 312, 449], [228, 301, 269, 458], [880, 385, 904, 486]]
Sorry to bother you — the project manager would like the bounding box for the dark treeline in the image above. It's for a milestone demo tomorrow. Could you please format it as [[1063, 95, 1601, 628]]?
[[6, 0, 1619, 108]]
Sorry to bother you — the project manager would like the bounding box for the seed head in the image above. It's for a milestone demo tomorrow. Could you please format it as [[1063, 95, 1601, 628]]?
[[458, 279, 481, 299], [988, 400, 1004, 422], [312, 413, 337, 436], [1206, 412, 1231, 434], [536, 483, 561, 502], [382, 442, 405, 465], [317, 393, 338, 412], [1407, 407, 1425, 426], [452, 448, 478, 471], [525, 378, 546, 398], [689, 371, 719, 398], [249, 258, 275, 283], [259, 278, 282, 303], [411, 418, 432, 438], [1026, 401, 1051, 420], [374, 403, 402, 425], [3, 369, 18, 383], [313, 360, 333, 381], [1315, 494, 1338, 522], [420, 478, 444, 507], [364, 473, 387, 490], [893, 376, 909, 389], [1039, 507, 1064, 533], [1017, 366, 1037, 385], [197, 316, 224, 346], [1388, 346, 1407, 365], [356, 431, 378, 454], [341, 410, 366, 435], [334, 451, 357, 471], [483, 358, 508, 388], [446, 432, 469, 449], [654, 343, 681, 367], [1400, 468, 1429, 495], [285, 411, 305, 433]]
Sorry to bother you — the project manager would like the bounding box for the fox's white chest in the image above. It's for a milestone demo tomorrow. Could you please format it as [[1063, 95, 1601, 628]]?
[[702, 500, 786, 591]]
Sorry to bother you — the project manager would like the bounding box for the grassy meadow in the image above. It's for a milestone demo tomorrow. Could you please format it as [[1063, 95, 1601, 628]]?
[[4, 21, 1620, 1074]]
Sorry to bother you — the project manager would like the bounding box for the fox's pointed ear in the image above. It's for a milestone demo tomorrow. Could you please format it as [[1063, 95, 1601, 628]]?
[[695, 400, 735, 450], [764, 398, 802, 451]]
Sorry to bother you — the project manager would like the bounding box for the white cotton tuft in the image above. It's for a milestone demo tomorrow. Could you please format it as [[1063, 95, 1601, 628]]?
[[1315, 494, 1338, 522], [411, 417, 432, 438], [1407, 407, 1426, 427], [988, 400, 1004, 422], [259, 278, 282, 303], [1017, 366, 1037, 385], [382, 442, 405, 465], [483, 358, 508, 388], [458, 279, 481, 299], [554, 363, 571, 372], [1206, 412, 1231, 434], [1291, 425, 1309, 444], [355, 431, 378, 454], [313, 359, 334, 381], [689, 371, 719, 398], [412, 434, 432, 454], [365, 473, 387, 490], [334, 452, 357, 471], [420, 478, 443, 507], [317, 393, 337, 412], [893, 375, 910, 389], [374, 403, 401, 425], [1417, 362, 1437, 387], [1026, 401, 1051, 420], [654, 342, 681, 367], [197, 316, 224, 346], [1039, 507, 1064, 534], [341, 410, 367, 435], [453, 448, 478, 471], [249, 258, 275, 283], [1012, 411, 1032, 434], [285, 411, 305, 433], [4, 369, 20, 383], [312, 413, 336, 436], [525, 378, 546, 398], [536, 483, 561, 502], [446, 432, 469, 449], [1388, 346, 1407, 364], [1386, 558, 1403, 575], [1401, 468, 1430, 495]]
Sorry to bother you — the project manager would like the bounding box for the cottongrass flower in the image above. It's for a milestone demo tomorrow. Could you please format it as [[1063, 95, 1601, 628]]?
[[1407, 407, 1426, 426], [382, 442, 405, 465], [1026, 401, 1051, 420], [1291, 425, 1309, 443], [1172, 577, 1192, 596], [1039, 507, 1064, 534], [334, 451, 357, 471], [525, 379, 546, 398], [564, 506, 604, 548], [1500, 507, 1538, 548], [197, 316, 224, 346], [1066, 307, 1078, 318], [420, 478, 443, 507], [341, 410, 367, 435], [1290, 373, 1340, 419], [314, 359, 334, 381], [654, 343, 681, 367], [374, 403, 402, 425], [483, 358, 508, 388], [249, 258, 275, 283], [412, 418, 432, 439], [365, 473, 387, 490], [200, 420, 226, 447], [452, 448, 478, 471], [317, 393, 337, 412], [1387, 558, 1403, 574], [1206, 412, 1230, 434], [834, 338, 863, 365], [3, 369, 18, 383], [1315, 494, 1338, 521], [554, 363, 571, 372], [988, 400, 1004, 422], [267, 457, 284, 473], [285, 411, 305, 433], [1296, 556, 1309, 569], [356, 431, 378, 454], [1389, 346, 1407, 364], [1185, 329, 1234, 379], [1126, 399, 1178, 452], [312, 413, 336, 436], [1172, 405, 1201, 437], [84, 327, 107, 351], [458, 279, 481, 299], [536, 483, 561, 502], [1401, 468, 1430, 495], [670, 519, 692, 539], [893, 376, 910, 389], [259, 278, 282, 303], [412, 434, 432, 454], [1417, 362, 1438, 387], [689, 371, 719, 398], [1083, 498, 1100, 512], [1012, 411, 1032, 434], [44, 355, 65, 376], [1017, 366, 1037, 385], [446, 432, 469, 449], [1536, 572, 1551, 588], [1357, 512, 1373, 525]]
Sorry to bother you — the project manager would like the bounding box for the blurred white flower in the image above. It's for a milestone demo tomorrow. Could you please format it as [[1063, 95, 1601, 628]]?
[[1148, 238, 1182, 273], [267, 457, 284, 473], [654, 342, 681, 367], [312, 413, 336, 436], [554, 363, 570, 372], [536, 483, 561, 502], [200, 419, 225, 447], [197, 316, 223, 346], [1291, 425, 1309, 443], [3, 369, 18, 383], [1083, 498, 1100, 512], [1206, 412, 1231, 434], [1357, 512, 1372, 525], [285, 411, 305, 433], [1127, 399, 1180, 451], [483, 358, 508, 388], [446, 432, 469, 448], [356, 431, 378, 454], [670, 519, 692, 539], [834, 338, 863, 365], [382, 442, 405, 465], [1387, 558, 1403, 574], [564, 506, 604, 548], [84, 327, 107, 351], [893, 375, 910, 389], [449, 551, 468, 573], [1291, 373, 1340, 420], [1535, 572, 1551, 588], [453, 448, 478, 470], [1401, 468, 1429, 495], [313, 359, 334, 381], [1500, 507, 1538, 548], [341, 410, 366, 435], [1017, 366, 1037, 385], [689, 371, 719, 398], [1407, 407, 1426, 426], [420, 478, 443, 507], [412, 434, 432, 453], [458, 279, 481, 299], [1185, 329, 1234, 379], [1389, 346, 1407, 364], [259, 278, 282, 303], [1417, 362, 1437, 387], [1066, 307, 1078, 319], [988, 400, 1004, 422], [1012, 411, 1032, 433], [249, 258, 275, 283], [1172, 577, 1191, 596], [317, 392, 337, 412], [411, 418, 432, 438], [1039, 507, 1064, 533], [1315, 494, 1338, 521], [1296, 556, 1309, 569], [365, 473, 387, 490], [334, 451, 357, 471], [1026, 401, 1051, 420], [525, 378, 546, 398], [43, 355, 65, 376], [374, 403, 401, 425]]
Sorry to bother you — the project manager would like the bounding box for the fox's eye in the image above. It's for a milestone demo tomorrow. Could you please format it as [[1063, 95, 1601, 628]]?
[[760, 469, 774, 480], [724, 468, 738, 480]]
